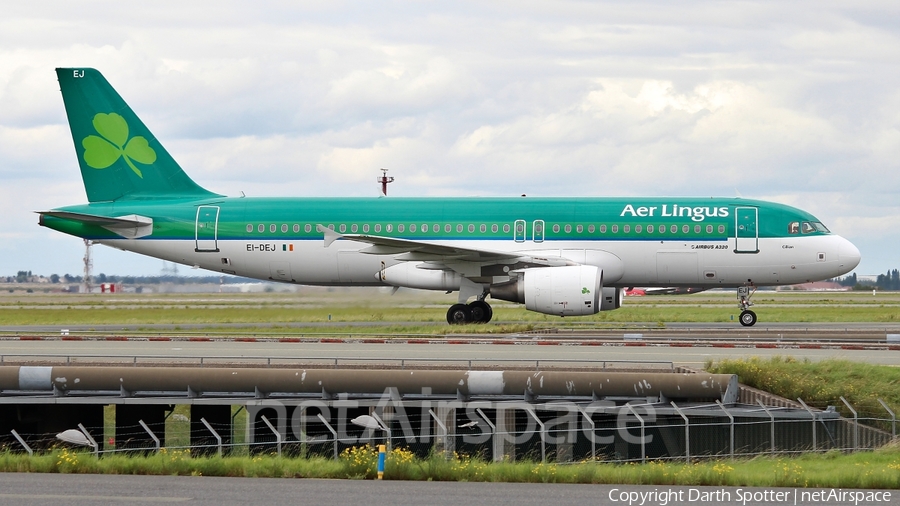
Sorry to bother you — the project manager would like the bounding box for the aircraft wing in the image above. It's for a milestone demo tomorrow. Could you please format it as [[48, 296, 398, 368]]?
[[316, 225, 573, 272], [37, 211, 154, 239]]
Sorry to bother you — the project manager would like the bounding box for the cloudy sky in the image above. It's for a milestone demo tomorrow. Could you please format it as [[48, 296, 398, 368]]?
[[0, 1, 897, 278]]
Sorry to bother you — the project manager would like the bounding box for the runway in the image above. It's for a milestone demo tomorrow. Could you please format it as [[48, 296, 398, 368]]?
[[2, 330, 899, 368], [2, 473, 882, 506]]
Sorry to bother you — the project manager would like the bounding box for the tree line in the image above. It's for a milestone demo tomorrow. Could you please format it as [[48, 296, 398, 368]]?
[[834, 269, 900, 291], [4, 271, 255, 285]]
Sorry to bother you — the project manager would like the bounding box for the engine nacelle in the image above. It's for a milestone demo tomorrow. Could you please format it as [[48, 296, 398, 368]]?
[[600, 286, 624, 311], [378, 262, 463, 291], [492, 265, 603, 316]]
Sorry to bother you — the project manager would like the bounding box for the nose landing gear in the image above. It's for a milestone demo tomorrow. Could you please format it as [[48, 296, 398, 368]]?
[[738, 285, 757, 327]]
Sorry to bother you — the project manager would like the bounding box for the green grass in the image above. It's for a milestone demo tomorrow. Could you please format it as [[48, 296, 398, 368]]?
[[707, 357, 900, 421], [2, 445, 900, 488], [0, 291, 897, 329]]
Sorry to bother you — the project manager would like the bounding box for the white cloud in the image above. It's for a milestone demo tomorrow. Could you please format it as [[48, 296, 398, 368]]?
[[0, 1, 898, 275]]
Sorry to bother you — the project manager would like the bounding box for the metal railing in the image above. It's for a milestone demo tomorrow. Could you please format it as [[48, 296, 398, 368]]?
[[0, 354, 675, 371]]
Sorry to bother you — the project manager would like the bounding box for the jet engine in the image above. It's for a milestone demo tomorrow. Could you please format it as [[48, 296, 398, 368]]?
[[491, 265, 609, 316]]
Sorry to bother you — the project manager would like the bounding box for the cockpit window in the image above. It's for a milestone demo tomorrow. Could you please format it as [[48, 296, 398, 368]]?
[[789, 221, 799, 234], [801, 221, 829, 234]]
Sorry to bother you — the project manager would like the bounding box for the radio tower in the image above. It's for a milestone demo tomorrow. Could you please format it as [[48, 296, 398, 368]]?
[[81, 239, 93, 294], [377, 168, 394, 196]]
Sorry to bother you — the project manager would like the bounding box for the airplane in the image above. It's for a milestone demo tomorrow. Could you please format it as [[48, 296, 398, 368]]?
[[39, 68, 861, 327]]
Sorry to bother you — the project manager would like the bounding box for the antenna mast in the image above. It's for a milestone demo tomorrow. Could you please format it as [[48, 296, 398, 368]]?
[[377, 168, 395, 196], [81, 239, 93, 294]]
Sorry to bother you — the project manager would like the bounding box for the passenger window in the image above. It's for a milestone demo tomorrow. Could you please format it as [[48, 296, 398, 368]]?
[[576, 224, 583, 233], [612, 225, 619, 233], [706, 225, 713, 234], [635, 224, 642, 233], [246, 224, 253, 233], [457, 224, 463, 233], [351, 224, 358, 233], [328, 224, 334, 231], [258, 224, 264, 233], [339, 224, 346, 233], [600, 225, 607, 233], [293, 224, 300, 233], [623, 225, 630, 233], [694, 225, 701, 233], [479, 224, 486, 233], [305, 224, 312, 233], [646, 224, 653, 233], [503, 224, 510, 233], [433, 224, 440, 233], [670, 225, 677, 233], [659, 225, 665, 234], [270, 224, 277, 233], [363, 224, 370, 233], [281, 224, 288, 233], [398, 224, 405, 232], [565, 224, 572, 233], [491, 224, 498, 233], [386, 224, 393, 232], [375, 224, 382, 232], [682, 225, 689, 233], [410, 224, 417, 232], [553, 224, 560, 233], [445, 224, 451, 233], [468, 224, 475, 233], [718, 225, 725, 234], [588, 224, 595, 233], [421, 224, 428, 232]]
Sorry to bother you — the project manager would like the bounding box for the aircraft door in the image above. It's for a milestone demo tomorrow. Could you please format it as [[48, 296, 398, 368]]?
[[195, 205, 220, 252], [514, 220, 526, 243], [734, 207, 759, 254], [532, 220, 544, 243]]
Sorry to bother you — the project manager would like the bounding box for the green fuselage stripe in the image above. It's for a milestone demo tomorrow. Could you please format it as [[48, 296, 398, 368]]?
[[44, 196, 827, 243]]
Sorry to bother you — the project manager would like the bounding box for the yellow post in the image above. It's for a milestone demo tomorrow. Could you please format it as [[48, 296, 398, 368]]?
[[377, 444, 386, 480]]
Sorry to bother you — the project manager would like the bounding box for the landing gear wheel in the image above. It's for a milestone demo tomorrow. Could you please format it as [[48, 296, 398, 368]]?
[[739, 310, 757, 327], [468, 300, 493, 324], [447, 304, 471, 325]]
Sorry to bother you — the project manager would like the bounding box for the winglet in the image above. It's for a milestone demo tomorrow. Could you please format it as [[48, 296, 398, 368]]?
[[316, 224, 341, 247]]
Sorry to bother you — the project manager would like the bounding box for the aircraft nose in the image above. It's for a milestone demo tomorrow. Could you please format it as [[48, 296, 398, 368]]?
[[837, 236, 861, 272]]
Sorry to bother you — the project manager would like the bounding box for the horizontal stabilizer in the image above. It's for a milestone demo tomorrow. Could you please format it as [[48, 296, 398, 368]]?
[[37, 211, 153, 239]]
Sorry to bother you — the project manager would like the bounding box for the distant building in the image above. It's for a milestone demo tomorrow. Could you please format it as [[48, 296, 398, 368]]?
[[777, 281, 851, 292], [856, 274, 878, 285]]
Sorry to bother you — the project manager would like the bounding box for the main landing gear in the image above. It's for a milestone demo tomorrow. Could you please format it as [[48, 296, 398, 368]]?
[[737, 285, 757, 327], [446, 299, 493, 324]]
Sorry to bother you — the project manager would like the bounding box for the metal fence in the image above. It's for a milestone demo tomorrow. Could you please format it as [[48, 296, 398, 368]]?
[[3, 398, 896, 463]]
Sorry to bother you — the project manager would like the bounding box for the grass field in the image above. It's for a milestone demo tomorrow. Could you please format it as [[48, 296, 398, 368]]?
[[708, 357, 900, 432], [3, 445, 900, 488], [0, 289, 897, 333]]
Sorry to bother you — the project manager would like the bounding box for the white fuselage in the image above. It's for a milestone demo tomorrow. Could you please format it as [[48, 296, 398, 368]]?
[[101, 232, 859, 289]]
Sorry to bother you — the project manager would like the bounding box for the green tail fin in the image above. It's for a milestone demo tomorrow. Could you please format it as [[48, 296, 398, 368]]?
[[56, 68, 220, 202]]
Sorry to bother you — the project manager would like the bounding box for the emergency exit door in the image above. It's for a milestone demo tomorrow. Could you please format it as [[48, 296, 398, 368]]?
[[195, 206, 220, 252]]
